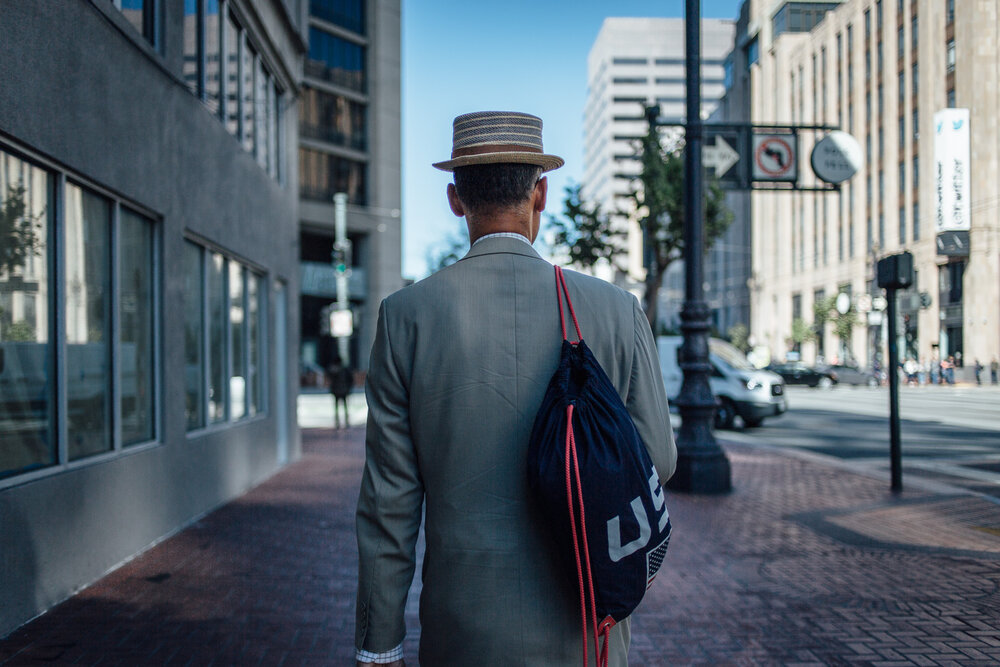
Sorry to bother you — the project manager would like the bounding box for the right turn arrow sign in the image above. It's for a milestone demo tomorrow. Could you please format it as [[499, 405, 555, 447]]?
[[703, 135, 740, 177]]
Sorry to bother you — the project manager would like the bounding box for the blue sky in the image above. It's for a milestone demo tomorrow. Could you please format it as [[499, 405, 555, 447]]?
[[401, 0, 744, 279]]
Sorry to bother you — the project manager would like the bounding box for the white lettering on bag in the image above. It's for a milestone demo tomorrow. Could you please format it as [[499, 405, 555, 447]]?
[[648, 469, 670, 532], [607, 497, 650, 562], [607, 466, 670, 562]]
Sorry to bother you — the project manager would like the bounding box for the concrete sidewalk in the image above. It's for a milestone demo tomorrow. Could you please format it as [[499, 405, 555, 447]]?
[[2, 425, 1000, 665]]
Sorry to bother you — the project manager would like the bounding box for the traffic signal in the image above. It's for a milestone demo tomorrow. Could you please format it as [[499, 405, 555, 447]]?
[[332, 240, 353, 275], [876, 251, 913, 290]]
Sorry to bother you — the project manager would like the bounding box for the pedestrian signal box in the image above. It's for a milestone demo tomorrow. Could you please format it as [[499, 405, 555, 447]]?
[[877, 252, 914, 290]]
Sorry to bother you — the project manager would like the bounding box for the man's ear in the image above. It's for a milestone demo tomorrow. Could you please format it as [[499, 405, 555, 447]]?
[[447, 183, 465, 218], [532, 176, 548, 213]]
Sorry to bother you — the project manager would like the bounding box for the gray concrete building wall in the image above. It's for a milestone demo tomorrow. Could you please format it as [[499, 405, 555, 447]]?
[[0, 0, 303, 636]]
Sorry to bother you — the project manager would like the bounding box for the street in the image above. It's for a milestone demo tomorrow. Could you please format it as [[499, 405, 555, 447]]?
[[721, 384, 1000, 499]]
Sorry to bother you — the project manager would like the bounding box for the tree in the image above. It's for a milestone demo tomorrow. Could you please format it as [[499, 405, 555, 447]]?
[[549, 120, 733, 328], [726, 323, 750, 353], [548, 183, 627, 272], [814, 294, 858, 361], [425, 223, 469, 274], [1, 184, 43, 277], [788, 317, 815, 352]]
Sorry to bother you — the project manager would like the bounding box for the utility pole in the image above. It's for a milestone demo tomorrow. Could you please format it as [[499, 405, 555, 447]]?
[[668, 0, 732, 494], [332, 192, 352, 366]]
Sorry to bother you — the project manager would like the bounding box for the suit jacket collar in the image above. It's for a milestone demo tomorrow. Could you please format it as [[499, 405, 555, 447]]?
[[461, 236, 543, 261]]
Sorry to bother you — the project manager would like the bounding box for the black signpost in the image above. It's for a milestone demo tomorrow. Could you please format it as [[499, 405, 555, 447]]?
[[877, 251, 914, 492], [661, 1, 862, 494]]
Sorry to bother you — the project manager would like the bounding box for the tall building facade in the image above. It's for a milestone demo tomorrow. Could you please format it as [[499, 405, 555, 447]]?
[[0, 0, 304, 636], [582, 18, 735, 298], [743, 0, 1000, 373], [297, 0, 401, 378]]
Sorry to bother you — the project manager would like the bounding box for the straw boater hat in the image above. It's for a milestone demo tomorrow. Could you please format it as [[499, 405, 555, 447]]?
[[433, 111, 564, 172]]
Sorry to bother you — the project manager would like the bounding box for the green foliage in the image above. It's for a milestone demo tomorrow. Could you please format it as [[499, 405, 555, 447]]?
[[789, 317, 816, 345], [727, 323, 750, 353], [833, 307, 858, 343], [1, 184, 44, 277], [426, 224, 470, 273], [3, 320, 36, 342], [812, 295, 836, 327], [548, 115, 733, 328], [813, 294, 858, 344], [548, 183, 627, 272]]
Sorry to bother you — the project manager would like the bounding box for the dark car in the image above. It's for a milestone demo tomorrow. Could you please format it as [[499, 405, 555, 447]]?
[[820, 363, 879, 387], [766, 362, 837, 388]]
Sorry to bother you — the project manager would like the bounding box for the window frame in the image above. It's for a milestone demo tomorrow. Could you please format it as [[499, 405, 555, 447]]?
[[0, 140, 162, 490], [184, 239, 269, 436]]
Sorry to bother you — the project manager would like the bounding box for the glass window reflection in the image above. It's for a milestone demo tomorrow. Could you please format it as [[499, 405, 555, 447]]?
[[204, 0, 221, 115], [208, 252, 226, 422], [229, 262, 245, 420], [184, 242, 204, 430], [0, 149, 54, 478], [119, 208, 155, 446], [65, 184, 112, 461]]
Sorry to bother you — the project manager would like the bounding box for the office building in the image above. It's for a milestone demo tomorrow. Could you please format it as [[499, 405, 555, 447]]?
[[741, 0, 1000, 374], [297, 0, 401, 379], [582, 17, 736, 295], [0, 0, 304, 635]]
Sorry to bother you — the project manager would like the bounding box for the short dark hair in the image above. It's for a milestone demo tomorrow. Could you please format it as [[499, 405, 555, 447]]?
[[453, 163, 542, 213]]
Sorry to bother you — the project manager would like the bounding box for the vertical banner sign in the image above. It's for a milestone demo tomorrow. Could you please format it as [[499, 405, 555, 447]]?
[[934, 108, 970, 232]]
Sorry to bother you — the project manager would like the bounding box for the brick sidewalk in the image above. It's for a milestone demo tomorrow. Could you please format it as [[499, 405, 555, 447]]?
[[3, 428, 1000, 665]]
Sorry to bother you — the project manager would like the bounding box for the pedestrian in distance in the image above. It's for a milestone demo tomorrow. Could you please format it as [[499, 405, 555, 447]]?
[[354, 111, 676, 667], [991, 357, 999, 385], [974, 359, 984, 385], [904, 357, 918, 386], [326, 355, 353, 429], [944, 356, 956, 385]]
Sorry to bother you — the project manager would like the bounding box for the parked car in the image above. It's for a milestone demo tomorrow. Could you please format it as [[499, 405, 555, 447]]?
[[766, 362, 837, 388], [659, 336, 787, 430], [819, 363, 879, 387]]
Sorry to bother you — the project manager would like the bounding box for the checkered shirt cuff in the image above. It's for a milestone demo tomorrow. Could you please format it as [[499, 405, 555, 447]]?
[[356, 643, 403, 664]]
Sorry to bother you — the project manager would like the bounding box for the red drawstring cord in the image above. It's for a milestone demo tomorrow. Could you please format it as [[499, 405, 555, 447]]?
[[555, 267, 582, 343], [564, 405, 588, 667], [565, 404, 607, 667], [560, 266, 609, 667]]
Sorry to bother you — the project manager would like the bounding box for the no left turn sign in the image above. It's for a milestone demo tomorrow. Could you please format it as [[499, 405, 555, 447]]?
[[752, 133, 797, 182]]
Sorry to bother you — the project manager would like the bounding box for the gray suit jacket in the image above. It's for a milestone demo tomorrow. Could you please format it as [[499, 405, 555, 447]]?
[[356, 237, 676, 665]]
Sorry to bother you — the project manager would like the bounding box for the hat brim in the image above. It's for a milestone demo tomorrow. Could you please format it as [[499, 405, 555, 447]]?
[[433, 151, 564, 172]]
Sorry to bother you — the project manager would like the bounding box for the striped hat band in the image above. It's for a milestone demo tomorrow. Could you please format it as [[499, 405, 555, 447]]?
[[433, 111, 564, 172]]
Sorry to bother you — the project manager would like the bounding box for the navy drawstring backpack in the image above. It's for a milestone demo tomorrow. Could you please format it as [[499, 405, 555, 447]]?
[[528, 266, 672, 667]]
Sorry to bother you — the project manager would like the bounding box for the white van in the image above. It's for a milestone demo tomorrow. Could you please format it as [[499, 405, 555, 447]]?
[[657, 336, 787, 429]]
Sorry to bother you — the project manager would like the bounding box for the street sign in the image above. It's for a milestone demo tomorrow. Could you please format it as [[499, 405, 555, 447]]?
[[752, 133, 797, 182], [856, 294, 872, 313], [835, 292, 851, 314], [330, 309, 353, 338], [703, 135, 740, 178], [811, 131, 863, 184]]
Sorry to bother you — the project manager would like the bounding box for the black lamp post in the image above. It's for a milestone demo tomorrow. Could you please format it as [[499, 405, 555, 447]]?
[[667, 0, 732, 494]]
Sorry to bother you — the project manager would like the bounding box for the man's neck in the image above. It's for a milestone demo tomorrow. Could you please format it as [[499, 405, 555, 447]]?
[[467, 211, 535, 245]]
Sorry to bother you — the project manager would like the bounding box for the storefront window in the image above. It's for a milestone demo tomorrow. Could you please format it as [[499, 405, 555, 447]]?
[[0, 150, 54, 478], [184, 242, 204, 430], [119, 208, 156, 446], [208, 252, 226, 422], [65, 184, 112, 461], [229, 262, 245, 420]]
